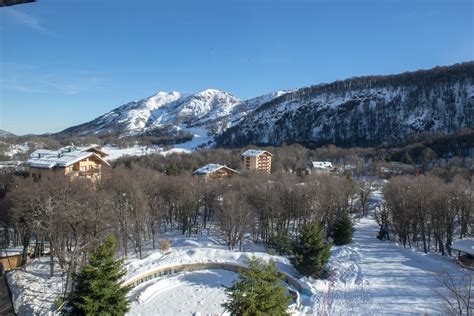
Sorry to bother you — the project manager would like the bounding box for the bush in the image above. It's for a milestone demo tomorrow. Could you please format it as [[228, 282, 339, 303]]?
[[159, 239, 171, 252]]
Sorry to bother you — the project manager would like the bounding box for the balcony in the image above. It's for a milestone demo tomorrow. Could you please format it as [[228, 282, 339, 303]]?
[[67, 168, 102, 180], [78, 169, 101, 177]]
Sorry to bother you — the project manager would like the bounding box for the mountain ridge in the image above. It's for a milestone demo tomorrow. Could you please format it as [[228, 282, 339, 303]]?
[[58, 62, 474, 148], [0, 129, 16, 139], [217, 62, 474, 148]]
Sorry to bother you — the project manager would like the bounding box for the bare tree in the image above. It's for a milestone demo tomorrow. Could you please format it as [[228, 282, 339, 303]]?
[[433, 270, 473, 316], [216, 180, 254, 251], [358, 180, 375, 217]]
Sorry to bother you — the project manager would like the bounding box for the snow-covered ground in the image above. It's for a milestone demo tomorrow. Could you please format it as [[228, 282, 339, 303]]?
[[162, 125, 213, 155], [102, 145, 162, 161], [308, 216, 468, 315], [128, 269, 239, 316], [6, 257, 63, 315], [1, 142, 29, 158], [306, 190, 472, 315], [102, 126, 211, 160]]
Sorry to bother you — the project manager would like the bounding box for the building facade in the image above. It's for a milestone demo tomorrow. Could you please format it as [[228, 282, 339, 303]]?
[[27, 146, 109, 182], [241, 149, 273, 173]]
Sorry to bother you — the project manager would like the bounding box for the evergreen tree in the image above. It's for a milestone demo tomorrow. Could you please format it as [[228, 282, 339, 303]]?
[[70, 236, 131, 316], [332, 212, 354, 245], [292, 222, 331, 277], [401, 152, 414, 165], [223, 257, 291, 315], [271, 228, 292, 255]]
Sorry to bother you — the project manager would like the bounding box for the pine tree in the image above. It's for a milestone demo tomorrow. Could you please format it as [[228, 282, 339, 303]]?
[[222, 257, 291, 315], [332, 212, 354, 245], [70, 236, 131, 316], [271, 228, 292, 255], [292, 222, 331, 277]]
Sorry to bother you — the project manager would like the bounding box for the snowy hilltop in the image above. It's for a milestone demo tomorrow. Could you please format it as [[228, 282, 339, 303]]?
[[59, 89, 286, 141], [217, 62, 474, 148]]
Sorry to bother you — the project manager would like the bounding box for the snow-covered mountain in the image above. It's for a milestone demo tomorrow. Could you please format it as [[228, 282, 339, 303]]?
[[59, 89, 285, 139], [217, 62, 474, 147], [0, 129, 16, 139], [60, 62, 473, 148]]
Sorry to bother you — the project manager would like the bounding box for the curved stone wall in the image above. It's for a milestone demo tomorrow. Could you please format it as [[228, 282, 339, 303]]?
[[123, 262, 311, 296]]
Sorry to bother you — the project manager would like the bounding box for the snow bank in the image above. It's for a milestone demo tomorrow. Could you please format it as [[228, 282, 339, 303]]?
[[6, 257, 63, 315], [124, 247, 301, 286]]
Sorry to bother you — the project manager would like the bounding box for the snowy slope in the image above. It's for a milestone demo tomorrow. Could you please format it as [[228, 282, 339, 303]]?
[[308, 216, 469, 315], [217, 62, 474, 147], [305, 189, 472, 316], [59, 89, 238, 136]]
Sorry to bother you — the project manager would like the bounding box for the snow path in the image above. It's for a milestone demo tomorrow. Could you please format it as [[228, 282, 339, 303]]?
[[310, 191, 470, 316]]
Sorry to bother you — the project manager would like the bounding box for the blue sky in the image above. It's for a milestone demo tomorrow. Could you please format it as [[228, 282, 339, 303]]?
[[0, 0, 473, 135]]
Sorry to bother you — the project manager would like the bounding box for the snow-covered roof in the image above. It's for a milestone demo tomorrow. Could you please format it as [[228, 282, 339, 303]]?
[[312, 161, 333, 170], [451, 238, 474, 255], [241, 149, 273, 157], [192, 163, 239, 176], [77, 145, 109, 157], [27, 148, 110, 169]]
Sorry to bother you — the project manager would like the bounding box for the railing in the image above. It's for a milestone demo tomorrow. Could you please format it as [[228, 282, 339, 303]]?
[[122, 262, 313, 297], [122, 262, 310, 313]]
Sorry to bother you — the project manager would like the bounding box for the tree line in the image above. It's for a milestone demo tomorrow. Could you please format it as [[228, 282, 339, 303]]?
[[378, 174, 473, 255], [0, 161, 361, 291]]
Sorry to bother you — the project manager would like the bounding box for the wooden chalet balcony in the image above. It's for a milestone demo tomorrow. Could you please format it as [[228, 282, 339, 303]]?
[[68, 168, 102, 179], [78, 168, 101, 177]]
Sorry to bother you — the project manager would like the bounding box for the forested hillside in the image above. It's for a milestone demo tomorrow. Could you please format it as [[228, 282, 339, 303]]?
[[217, 62, 474, 148]]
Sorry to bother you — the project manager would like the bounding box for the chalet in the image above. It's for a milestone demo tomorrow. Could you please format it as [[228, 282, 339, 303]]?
[[241, 149, 273, 173], [27, 146, 109, 182], [451, 238, 474, 269], [192, 164, 240, 181], [311, 161, 335, 174]]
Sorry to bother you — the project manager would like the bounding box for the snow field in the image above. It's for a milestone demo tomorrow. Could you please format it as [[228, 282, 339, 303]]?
[[128, 269, 239, 316]]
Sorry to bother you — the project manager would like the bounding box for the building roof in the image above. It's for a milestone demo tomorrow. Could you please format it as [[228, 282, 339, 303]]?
[[28, 148, 109, 169], [241, 149, 273, 157], [312, 161, 333, 170], [192, 163, 239, 176], [78, 145, 109, 157], [451, 238, 474, 255]]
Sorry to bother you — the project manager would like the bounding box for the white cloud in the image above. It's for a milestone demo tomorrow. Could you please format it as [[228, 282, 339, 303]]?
[[4, 7, 50, 34]]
